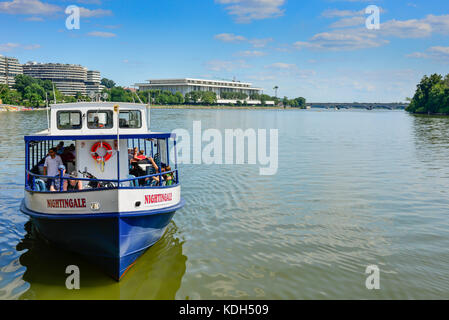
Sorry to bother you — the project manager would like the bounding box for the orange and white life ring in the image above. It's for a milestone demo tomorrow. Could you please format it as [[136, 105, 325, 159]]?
[[91, 141, 113, 163]]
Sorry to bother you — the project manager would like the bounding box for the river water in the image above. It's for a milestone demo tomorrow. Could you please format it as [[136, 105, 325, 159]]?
[[0, 108, 448, 299]]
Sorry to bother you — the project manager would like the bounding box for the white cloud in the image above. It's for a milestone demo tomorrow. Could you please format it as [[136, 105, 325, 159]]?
[[295, 14, 449, 51], [214, 33, 247, 42], [237, 50, 266, 57], [79, 7, 112, 18], [381, 19, 433, 38], [87, 31, 116, 37], [216, 0, 285, 23], [408, 46, 449, 61], [0, 0, 60, 15], [249, 37, 273, 48], [294, 30, 389, 51], [0, 43, 20, 52], [324, 7, 385, 29], [214, 33, 273, 48], [0, 0, 113, 18], [379, 14, 449, 38], [266, 62, 297, 69], [322, 9, 364, 18], [330, 16, 365, 28], [0, 42, 40, 52], [205, 59, 250, 71]]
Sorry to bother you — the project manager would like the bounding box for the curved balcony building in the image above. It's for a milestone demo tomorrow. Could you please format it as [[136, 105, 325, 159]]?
[[22, 62, 89, 96]]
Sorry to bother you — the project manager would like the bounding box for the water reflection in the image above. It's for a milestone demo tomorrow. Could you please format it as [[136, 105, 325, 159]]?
[[412, 114, 449, 146], [412, 114, 449, 168], [17, 221, 187, 300]]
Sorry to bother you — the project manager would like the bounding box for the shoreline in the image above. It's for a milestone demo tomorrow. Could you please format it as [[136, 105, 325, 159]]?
[[1, 103, 408, 112], [0, 104, 291, 112], [409, 112, 449, 117], [149, 105, 289, 110]]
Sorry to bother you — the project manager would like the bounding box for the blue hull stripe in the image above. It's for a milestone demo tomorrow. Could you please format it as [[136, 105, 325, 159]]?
[[20, 199, 185, 219]]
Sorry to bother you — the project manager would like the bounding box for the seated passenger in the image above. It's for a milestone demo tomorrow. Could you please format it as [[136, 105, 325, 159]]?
[[65, 171, 83, 191], [160, 166, 174, 186], [50, 164, 68, 192], [130, 147, 140, 163], [129, 162, 146, 186], [136, 150, 148, 161], [144, 156, 161, 186], [165, 165, 174, 180]]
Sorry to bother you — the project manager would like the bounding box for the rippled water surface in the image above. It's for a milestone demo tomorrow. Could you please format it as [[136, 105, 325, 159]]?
[[0, 109, 449, 299]]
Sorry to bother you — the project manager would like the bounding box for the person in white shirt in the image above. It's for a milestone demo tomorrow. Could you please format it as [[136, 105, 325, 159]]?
[[44, 148, 63, 190]]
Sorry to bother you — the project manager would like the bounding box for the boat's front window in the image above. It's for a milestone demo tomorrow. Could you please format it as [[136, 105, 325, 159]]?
[[57, 111, 82, 130], [119, 110, 142, 129], [87, 110, 114, 129]]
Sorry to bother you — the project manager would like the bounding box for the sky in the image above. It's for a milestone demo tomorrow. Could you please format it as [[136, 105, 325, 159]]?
[[1, 0, 449, 102]]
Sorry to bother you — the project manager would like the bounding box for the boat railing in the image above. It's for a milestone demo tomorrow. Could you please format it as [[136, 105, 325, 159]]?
[[119, 170, 178, 188], [26, 169, 179, 193]]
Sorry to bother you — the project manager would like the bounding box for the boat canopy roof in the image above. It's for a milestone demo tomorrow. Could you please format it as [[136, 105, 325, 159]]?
[[24, 132, 176, 142], [43, 102, 153, 137]]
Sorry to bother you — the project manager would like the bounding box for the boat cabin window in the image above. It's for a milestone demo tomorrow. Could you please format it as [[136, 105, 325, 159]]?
[[57, 111, 82, 130], [119, 110, 142, 129], [87, 110, 114, 129]]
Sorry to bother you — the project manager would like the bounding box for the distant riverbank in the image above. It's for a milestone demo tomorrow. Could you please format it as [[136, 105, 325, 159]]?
[[0, 103, 408, 112], [0, 104, 290, 111], [149, 104, 288, 110], [0, 105, 37, 112]]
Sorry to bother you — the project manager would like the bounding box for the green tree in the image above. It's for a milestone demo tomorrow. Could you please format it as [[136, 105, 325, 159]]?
[[293, 97, 306, 108], [201, 91, 217, 105], [174, 92, 184, 105], [185, 91, 202, 104], [101, 78, 116, 89], [407, 73, 449, 114], [14, 74, 36, 94], [0, 84, 22, 105]]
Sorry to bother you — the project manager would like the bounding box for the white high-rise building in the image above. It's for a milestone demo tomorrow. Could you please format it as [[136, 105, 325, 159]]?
[[86, 70, 104, 96], [0, 55, 23, 88]]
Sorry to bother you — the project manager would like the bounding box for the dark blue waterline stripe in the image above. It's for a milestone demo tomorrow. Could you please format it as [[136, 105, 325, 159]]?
[[20, 198, 185, 220]]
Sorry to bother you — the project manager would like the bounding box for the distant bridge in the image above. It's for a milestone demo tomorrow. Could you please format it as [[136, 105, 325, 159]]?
[[308, 103, 408, 110]]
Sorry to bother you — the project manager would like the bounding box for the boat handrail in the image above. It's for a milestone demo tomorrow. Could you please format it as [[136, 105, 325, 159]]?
[[25, 169, 179, 192], [26, 170, 118, 183], [118, 170, 176, 183]]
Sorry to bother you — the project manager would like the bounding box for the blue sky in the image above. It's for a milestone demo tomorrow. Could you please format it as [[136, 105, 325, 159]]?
[[1, 0, 449, 102]]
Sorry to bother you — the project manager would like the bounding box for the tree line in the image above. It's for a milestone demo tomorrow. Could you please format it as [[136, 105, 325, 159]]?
[[406, 73, 449, 115], [0, 75, 307, 108], [100, 78, 307, 107]]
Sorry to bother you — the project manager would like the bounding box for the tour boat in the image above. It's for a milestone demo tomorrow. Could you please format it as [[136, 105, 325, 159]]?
[[20, 102, 185, 281]]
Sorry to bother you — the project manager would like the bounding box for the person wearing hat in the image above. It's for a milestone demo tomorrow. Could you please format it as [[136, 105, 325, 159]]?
[[50, 164, 68, 192]]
